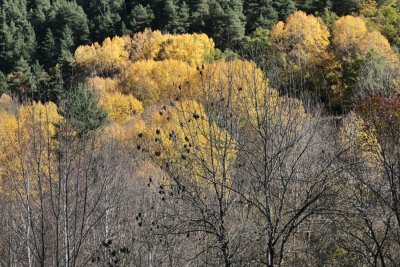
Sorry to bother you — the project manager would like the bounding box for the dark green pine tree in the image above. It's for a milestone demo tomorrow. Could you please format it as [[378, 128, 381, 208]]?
[[0, 19, 14, 73], [31, 61, 50, 101], [120, 21, 130, 35], [331, 0, 361, 16], [163, 0, 180, 33], [39, 28, 56, 69], [208, 1, 226, 46], [54, 0, 90, 44], [58, 25, 74, 64], [177, 1, 190, 33], [82, 0, 124, 41], [47, 64, 64, 103], [94, 7, 121, 41], [0, 71, 8, 94], [7, 57, 36, 99], [191, 0, 210, 32], [63, 84, 108, 137], [244, 0, 278, 33], [225, 0, 246, 43], [274, 0, 296, 20], [128, 4, 154, 33], [296, 0, 329, 13], [0, 2, 36, 74], [29, 0, 51, 38]]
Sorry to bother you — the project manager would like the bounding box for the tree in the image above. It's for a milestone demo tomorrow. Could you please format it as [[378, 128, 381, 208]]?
[[244, 0, 278, 33], [296, 0, 329, 13], [128, 4, 154, 33], [177, 1, 190, 33], [163, 0, 180, 33], [274, 0, 296, 20], [93, 8, 121, 42], [121, 59, 195, 105], [0, 2, 36, 73], [74, 36, 130, 75], [139, 97, 238, 266], [332, 16, 368, 60], [225, 0, 246, 44], [6, 57, 35, 99], [63, 84, 108, 137], [99, 92, 144, 123], [271, 11, 330, 66], [58, 25, 74, 64], [208, 1, 227, 46], [0, 71, 7, 94], [331, 0, 362, 15], [191, 0, 210, 31], [39, 28, 56, 69], [53, 0, 90, 44]]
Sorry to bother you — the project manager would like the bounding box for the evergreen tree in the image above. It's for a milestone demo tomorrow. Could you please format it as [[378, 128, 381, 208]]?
[[63, 84, 108, 137], [0, 71, 8, 94], [31, 61, 50, 101], [0, 19, 15, 73], [209, 1, 226, 46], [191, 0, 210, 32], [244, 0, 278, 33], [296, 0, 329, 13], [54, 0, 90, 44], [29, 0, 51, 39], [164, 0, 180, 33], [177, 1, 190, 33], [331, 0, 361, 15], [39, 28, 56, 69], [226, 0, 246, 41], [58, 25, 74, 64], [7, 57, 35, 98], [274, 0, 296, 20], [47, 64, 64, 103], [93, 7, 121, 41], [128, 4, 154, 33], [120, 21, 129, 35], [0, 2, 36, 73]]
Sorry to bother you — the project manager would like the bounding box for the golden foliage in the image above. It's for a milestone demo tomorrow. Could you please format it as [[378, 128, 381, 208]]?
[[130, 29, 164, 61], [102, 116, 146, 148], [142, 100, 236, 186], [192, 59, 306, 129], [88, 76, 120, 97], [0, 102, 62, 187], [121, 59, 195, 105], [130, 29, 215, 66], [74, 36, 130, 73], [332, 16, 368, 58], [99, 92, 144, 123], [340, 112, 381, 167], [360, 31, 399, 63], [17, 101, 62, 138], [157, 33, 215, 66], [271, 11, 330, 65], [0, 94, 14, 113]]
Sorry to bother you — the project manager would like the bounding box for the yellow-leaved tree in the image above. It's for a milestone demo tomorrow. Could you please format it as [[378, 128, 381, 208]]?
[[130, 29, 215, 66], [74, 36, 130, 74], [139, 100, 236, 187], [360, 31, 399, 64], [99, 92, 144, 123], [0, 102, 62, 193], [88, 77, 120, 97], [121, 59, 196, 105], [332, 16, 368, 59], [271, 11, 330, 66]]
